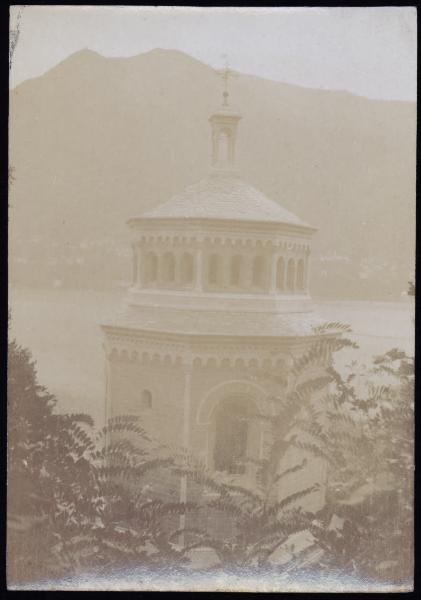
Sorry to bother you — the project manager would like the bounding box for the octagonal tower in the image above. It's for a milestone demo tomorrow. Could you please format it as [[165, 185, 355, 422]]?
[[102, 86, 327, 513]]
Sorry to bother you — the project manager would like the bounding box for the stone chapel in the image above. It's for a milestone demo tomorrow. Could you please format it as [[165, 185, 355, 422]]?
[[102, 81, 327, 512]]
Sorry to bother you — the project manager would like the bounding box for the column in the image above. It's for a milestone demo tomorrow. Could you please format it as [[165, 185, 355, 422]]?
[[156, 252, 163, 288], [104, 350, 111, 453], [305, 249, 310, 292], [179, 365, 192, 547], [174, 251, 181, 287], [212, 130, 218, 166], [131, 243, 138, 286], [270, 252, 278, 294], [137, 247, 143, 288], [295, 257, 300, 292], [194, 247, 203, 292]]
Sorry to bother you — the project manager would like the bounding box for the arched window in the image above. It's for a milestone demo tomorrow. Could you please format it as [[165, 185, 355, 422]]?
[[252, 255, 265, 288], [218, 130, 230, 164], [141, 389, 152, 410], [213, 398, 249, 475], [161, 252, 175, 283], [208, 253, 220, 285], [180, 252, 194, 285], [276, 257, 285, 291], [144, 252, 158, 284], [230, 255, 242, 287], [287, 258, 295, 291], [296, 258, 305, 290]]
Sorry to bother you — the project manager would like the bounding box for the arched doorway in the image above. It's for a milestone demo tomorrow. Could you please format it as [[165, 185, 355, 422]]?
[[211, 396, 259, 476], [196, 380, 269, 480], [213, 398, 248, 474]]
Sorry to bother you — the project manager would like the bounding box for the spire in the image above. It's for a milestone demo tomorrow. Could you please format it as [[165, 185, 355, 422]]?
[[209, 58, 241, 173], [219, 58, 236, 106]]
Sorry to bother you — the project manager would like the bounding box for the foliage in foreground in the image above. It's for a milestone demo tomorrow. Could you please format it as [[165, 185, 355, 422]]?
[[8, 340, 193, 583], [7, 328, 414, 586], [306, 347, 414, 585]]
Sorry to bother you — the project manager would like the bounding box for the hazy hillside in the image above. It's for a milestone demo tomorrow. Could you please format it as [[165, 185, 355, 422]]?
[[9, 48, 416, 299]]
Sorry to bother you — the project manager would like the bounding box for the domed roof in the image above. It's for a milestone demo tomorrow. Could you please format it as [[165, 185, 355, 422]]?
[[136, 171, 313, 229], [209, 102, 241, 120]]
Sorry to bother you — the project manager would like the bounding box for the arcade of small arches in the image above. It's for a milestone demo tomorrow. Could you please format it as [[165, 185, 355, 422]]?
[[134, 234, 310, 251], [133, 247, 309, 294], [107, 345, 290, 373]]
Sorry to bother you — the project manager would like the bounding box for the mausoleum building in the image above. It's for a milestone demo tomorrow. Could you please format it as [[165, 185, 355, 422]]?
[[102, 85, 327, 511]]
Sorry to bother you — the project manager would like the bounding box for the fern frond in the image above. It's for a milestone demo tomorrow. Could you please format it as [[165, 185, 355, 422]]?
[[273, 459, 307, 484], [312, 321, 353, 334], [271, 484, 319, 514]]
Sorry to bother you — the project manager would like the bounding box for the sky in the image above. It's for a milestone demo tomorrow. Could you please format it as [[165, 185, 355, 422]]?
[[9, 5, 417, 101]]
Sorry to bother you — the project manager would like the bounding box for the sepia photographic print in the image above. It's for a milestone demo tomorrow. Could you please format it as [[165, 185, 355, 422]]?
[[8, 5, 416, 592]]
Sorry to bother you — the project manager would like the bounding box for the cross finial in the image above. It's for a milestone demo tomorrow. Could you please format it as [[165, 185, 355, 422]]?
[[217, 55, 237, 106]]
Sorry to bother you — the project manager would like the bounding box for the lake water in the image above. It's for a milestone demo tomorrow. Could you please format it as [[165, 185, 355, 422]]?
[[9, 288, 414, 427]]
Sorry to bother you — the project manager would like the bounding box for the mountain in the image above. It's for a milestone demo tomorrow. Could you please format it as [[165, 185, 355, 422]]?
[[9, 48, 416, 299]]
